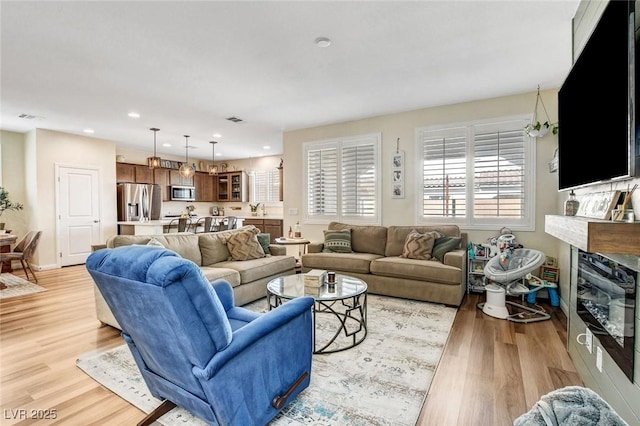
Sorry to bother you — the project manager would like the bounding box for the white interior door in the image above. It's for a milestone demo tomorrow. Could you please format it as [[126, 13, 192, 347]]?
[[57, 165, 101, 266]]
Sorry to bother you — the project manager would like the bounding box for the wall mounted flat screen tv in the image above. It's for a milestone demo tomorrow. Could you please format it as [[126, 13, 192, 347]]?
[[557, 0, 638, 191]]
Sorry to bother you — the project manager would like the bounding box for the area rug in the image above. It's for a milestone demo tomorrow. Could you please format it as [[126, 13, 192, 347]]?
[[76, 295, 456, 425], [0, 273, 46, 299]]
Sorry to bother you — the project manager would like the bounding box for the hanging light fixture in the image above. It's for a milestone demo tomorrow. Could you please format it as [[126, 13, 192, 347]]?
[[179, 135, 195, 178], [208, 141, 218, 176], [148, 127, 161, 169]]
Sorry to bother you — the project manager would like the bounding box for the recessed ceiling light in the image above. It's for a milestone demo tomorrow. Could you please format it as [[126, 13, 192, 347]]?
[[263, 145, 271, 150], [216, 152, 222, 156], [83, 128, 95, 134], [128, 112, 140, 118], [315, 37, 331, 48], [213, 133, 222, 138], [163, 143, 171, 147]]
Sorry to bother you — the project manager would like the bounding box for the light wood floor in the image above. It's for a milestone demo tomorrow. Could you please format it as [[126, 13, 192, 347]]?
[[1, 266, 583, 425]]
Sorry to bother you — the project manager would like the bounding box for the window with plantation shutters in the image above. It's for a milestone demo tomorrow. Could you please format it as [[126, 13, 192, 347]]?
[[251, 169, 281, 204], [416, 116, 535, 231], [304, 134, 381, 224]]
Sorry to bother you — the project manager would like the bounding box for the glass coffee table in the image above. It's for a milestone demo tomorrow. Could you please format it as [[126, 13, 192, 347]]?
[[267, 273, 367, 354]]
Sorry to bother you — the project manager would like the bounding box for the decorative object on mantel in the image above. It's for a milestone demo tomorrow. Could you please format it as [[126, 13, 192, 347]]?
[[178, 135, 195, 178], [208, 141, 218, 176], [147, 127, 161, 169], [0, 187, 24, 230], [576, 190, 621, 220], [564, 190, 579, 216], [612, 184, 637, 222], [524, 85, 558, 138], [392, 137, 405, 199]]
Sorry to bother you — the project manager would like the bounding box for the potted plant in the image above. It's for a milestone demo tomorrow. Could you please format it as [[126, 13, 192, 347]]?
[[525, 120, 559, 138], [0, 187, 24, 230], [525, 86, 559, 138], [249, 203, 260, 216]]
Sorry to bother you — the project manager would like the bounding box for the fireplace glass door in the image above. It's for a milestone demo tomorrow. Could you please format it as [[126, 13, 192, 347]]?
[[576, 250, 637, 381]]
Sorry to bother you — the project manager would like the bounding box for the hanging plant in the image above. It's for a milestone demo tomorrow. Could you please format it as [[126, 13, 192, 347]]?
[[525, 86, 558, 138]]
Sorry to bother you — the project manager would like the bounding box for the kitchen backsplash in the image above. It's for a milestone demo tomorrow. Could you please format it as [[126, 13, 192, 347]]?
[[162, 201, 283, 218]]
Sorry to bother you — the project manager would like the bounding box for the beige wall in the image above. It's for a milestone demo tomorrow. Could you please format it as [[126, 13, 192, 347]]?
[[0, 130, 28, 238], [2, 129, 119, 269], [283, 88, 560, 257]]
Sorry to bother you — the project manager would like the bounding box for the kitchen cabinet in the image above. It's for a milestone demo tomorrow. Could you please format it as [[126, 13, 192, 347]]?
[[169, 170, 194, 187], [116, 163, 154, 184], [116, 163, 135, 182], [242, 218, 282, 243], [194, 172, 216, 202], [243, 218, 264, 233], [153, 168, 170, 201], [263, 219, 283, 242], [217, 171, 247, 202]]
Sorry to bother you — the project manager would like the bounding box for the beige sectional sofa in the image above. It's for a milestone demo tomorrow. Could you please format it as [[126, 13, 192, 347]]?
[[93, 226, 296, 329], [301, 222, 467, 306]]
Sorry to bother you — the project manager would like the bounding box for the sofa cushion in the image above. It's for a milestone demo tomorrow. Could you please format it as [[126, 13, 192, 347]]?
[[328, 222, 387, 256], [370, 256, 461, 285], [107, 234, 202, 265], [199, 232, 231, 264], [386, 225, 461, 257], [322, 229, 353, 253], [400, 230, 438, 260], [225, 227, 265, 261], [302, 252, 383, 275], [214, 256, 296, 283], [257, 233, 271, 255], [432, 234, 463, 263], [147, 237, 165, 247], [199, 267, 241, 287], [198, 226, 256, 265]]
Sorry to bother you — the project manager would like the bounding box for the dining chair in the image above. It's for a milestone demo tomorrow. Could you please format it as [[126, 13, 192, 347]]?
[[219, 216, 237, 231], [0, 230, 43, 283], [210, 217, 221, 232], [165, 217, 192, 233], [193, 216, 214, 233]]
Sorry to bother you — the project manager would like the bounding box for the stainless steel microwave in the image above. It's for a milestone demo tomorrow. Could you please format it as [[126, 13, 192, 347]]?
[[170, 185, 196, 201]]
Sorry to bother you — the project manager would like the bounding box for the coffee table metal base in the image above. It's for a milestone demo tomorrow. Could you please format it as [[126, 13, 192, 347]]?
[[268, 291, 367, 354]]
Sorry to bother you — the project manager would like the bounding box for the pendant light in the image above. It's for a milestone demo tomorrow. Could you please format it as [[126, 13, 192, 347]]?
[[208, 141, 218, 176], [179, 135, 195, 178], [148, 127, 161, 169]]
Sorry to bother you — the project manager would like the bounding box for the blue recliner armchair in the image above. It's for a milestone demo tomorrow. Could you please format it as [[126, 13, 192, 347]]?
[[86, 245, 314, 425]]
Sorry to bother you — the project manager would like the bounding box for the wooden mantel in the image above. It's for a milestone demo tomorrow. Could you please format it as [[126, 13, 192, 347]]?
[[545, 215, 640, 255]]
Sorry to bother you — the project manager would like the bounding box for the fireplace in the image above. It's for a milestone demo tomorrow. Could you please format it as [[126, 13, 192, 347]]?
[[575, 249, 638, 381]]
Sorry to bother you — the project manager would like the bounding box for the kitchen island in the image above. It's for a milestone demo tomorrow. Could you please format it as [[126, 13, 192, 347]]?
[[117, 216, 249, 235]]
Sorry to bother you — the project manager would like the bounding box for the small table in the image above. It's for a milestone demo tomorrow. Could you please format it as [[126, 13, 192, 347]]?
[[274, 237, 310, 272], [0, 234, 18, 290], [267, 273, 368, 354], [0, 234, 17, 273], [274, 237, 310, 256]]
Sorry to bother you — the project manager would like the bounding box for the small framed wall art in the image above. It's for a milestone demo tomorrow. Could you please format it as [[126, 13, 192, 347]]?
[[392, 138, 404, 198]]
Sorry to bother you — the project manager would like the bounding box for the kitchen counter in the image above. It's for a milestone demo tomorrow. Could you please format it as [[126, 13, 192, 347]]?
[[116, 216, 251, 235]]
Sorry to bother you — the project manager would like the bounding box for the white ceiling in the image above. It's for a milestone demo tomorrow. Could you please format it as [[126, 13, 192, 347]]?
[[1, 0, 580, 162]]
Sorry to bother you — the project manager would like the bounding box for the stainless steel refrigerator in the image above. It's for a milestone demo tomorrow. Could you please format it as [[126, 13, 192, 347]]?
[[117, 183, 161, 222]]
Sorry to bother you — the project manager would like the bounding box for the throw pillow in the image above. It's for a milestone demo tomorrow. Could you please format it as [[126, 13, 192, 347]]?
[[146, 237, 165, 248], [225, 228, 266, 261], [322, 229, 353, 253], [431, 235, 462, 263], [257, 233, 271, 255], [400, 229, 438, 260]]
